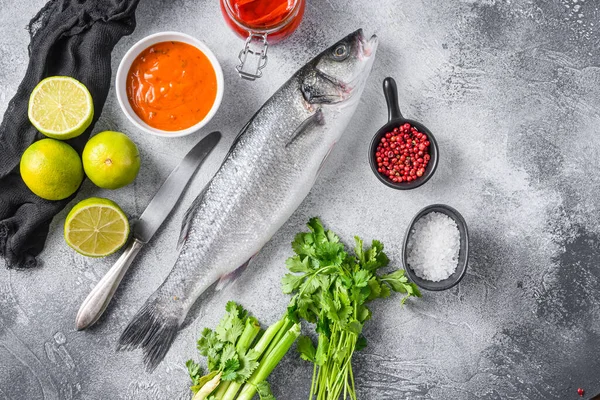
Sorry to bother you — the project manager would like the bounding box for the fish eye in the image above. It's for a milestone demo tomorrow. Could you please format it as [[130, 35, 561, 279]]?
[[333, 44, 348, 59]]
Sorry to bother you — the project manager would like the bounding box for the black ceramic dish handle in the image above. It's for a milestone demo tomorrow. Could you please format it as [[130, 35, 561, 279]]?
[[383, 77, 403, 121]]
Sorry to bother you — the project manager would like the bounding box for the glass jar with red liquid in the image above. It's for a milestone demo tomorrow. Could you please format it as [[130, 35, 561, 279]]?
[[220, 0, 306, 80]]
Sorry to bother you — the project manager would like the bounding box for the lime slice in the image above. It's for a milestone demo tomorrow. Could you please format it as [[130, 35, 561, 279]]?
[[64, 197, 129, 257], [28, 76, 94, 140]]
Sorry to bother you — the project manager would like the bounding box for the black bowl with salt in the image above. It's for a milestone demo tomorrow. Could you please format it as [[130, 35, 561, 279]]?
[[402, 204, 469, 291]]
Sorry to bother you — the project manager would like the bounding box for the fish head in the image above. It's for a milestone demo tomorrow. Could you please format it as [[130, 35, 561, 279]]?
[[301, 29, 378, 105]]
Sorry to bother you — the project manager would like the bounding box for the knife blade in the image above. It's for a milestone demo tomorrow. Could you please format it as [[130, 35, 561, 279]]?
[[134, 131, 221, 243], [75, 131, 221, 330]]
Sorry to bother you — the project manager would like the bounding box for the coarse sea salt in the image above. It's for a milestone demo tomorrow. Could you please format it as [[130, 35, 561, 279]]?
[[407, 211, 460, 282]]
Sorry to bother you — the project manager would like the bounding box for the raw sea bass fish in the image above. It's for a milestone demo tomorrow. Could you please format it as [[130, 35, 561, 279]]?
[[118, 29, 378, 370]]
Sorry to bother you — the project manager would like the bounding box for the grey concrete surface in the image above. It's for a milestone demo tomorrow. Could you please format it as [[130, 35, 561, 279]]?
[[1, 0, 600, 399]]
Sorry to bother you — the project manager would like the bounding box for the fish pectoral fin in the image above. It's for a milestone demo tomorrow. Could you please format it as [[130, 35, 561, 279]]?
[[301, 70, 343, 104], [286, 109, 324, 147], [215, 258, 253, 291]]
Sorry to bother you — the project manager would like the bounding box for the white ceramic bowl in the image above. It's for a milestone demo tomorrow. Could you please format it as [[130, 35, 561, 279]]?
[[115, 31, 224, 138]]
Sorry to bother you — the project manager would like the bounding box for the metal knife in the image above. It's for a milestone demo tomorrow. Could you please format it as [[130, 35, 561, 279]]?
[[75, 131, 221, 330]]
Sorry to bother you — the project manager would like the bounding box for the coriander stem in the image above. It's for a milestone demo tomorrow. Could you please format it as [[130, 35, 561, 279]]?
[[253, 317, 286, 356], [219, 318, 261, 400], [192, 372, 222, 400], [236, 317, 261, 353], [221, 381, 241, 400], [212, 381, 230, 399], [237, 323, 301, 400], [309, 363, 317, 400], [221, 318, 284, 400], [262, 317, 293, 361]]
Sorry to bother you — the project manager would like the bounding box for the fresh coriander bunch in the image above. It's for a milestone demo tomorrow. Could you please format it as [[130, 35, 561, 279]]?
[[186, 301, 299, 400], [282, 218, 421, 400]]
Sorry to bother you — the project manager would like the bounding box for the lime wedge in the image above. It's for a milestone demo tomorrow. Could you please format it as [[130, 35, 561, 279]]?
[[64, 197, 129, 257], [28, 76, 94, 140]]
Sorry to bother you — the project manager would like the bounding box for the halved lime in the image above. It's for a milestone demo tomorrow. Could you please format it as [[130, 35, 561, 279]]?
[[64, 197, 129, 257], [28, 76, 94, 140]]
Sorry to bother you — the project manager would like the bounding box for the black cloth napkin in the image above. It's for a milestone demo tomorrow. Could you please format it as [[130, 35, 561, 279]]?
[[0, 0, 140, 268]]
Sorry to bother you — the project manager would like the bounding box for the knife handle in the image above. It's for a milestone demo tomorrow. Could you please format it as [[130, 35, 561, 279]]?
[[75, 239, 144, 330]]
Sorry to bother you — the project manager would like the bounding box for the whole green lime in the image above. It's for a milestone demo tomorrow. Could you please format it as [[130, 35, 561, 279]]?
[[20, 139, 84, 200], [82, 131, 140, 189]]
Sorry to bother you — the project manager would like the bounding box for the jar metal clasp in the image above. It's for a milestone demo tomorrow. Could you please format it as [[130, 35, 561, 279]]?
[[236, 32, 268, 81]]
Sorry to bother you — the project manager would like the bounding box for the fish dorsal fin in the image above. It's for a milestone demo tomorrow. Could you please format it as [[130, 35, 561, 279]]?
[[286, 108, 324, 147]]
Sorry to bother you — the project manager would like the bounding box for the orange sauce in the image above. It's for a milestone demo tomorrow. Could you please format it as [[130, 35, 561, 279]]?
[[126, 41, 217, 131]]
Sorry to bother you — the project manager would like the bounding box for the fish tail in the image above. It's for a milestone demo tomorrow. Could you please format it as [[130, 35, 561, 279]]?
[[117, 292, 182, 372]]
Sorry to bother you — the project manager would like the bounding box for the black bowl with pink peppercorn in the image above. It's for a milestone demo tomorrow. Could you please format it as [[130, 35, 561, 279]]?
[[369, 77, 439, 189]]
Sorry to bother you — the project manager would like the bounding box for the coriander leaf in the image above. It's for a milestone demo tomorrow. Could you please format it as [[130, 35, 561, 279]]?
[[256, 381, 276, 400], [297, 336, 316, 362], [355, 335, 368, 351], [316, 316, 331, 337], [220, 343, 238, 367], [380, 282, 391, 299], [362, 240, 390, 271], [225, 301, 249, 321], [225, 301, 238, 314], [400, 283, 422, 305], [317, 274, 332, 292], [207, 354, 221, 372], [322, 292, 339, 322], [333, 347, 349, 364], [197, 328, 216, 356], [382, 269, 407, 282], [315, 241, 346, 267], [337, 305, 353, 324], [302, 274, 323, 295], [346, 320, 363, 335], [382, 270, 422, 304], [281, 273, 304, 294], [326, 229, 340, 243], [226, 318, 244, 344], [367, 277, 382, 301], [315, 334, 329, 366], [350, 285, 369, 306], [221, 357, 241, 381], [296, 296, 316, 323], [197, 329, 224, 371], [411, 283, 422, 297], [356, 305, 371, 323], [292, 233, 316, 257], [286, 255, 310, 273], [186, 359, 202, 386], [354, 236, 365, 264], [307, 217, 325, 235], [336, 283, 350, 306], [339, 274, 353, 289], [353, 269, 371, 288], [216, 305, 242, 343], [235, 351, 260, 383]]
